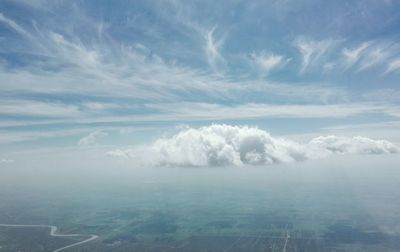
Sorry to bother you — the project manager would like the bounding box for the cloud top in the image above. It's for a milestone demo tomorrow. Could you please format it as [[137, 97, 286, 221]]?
[[108, 124, 399, 167]]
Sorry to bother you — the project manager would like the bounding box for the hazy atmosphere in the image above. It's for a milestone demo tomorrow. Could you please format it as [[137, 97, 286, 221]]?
[[1, 0, 400, 251]]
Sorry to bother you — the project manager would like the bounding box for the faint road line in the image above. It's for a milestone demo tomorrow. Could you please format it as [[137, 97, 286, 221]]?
[[223, 233, 244, 252], [0, 223, 99, 252], [282, 230, 290, 252]]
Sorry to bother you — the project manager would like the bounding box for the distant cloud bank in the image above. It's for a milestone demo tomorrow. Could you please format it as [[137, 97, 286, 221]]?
[[107, 124, 399, 167], [0, 158, 15, 164]]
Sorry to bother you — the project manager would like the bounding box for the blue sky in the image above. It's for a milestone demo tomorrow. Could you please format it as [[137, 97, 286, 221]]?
[[0, 0, 400, 152]]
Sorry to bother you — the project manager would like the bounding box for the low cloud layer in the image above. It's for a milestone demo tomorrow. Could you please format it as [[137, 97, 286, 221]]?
[[108, 124, 399, 167]]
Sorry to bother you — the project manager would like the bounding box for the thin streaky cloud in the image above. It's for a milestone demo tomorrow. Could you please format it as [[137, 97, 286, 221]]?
[[0, 1, 399, 148], [293, 37, 336, 74], [0, 100, 84, 118], [1, 102, 398, 142], [0, 15, 348, 105], [78, 131, 108, 146], [357, 47, 389, 72], [342, 42, 371, 69], [0, 13, 32, 39], [385, 58, 400, 74], [205, 26, 225, 72], [249, 51, 287, 75]]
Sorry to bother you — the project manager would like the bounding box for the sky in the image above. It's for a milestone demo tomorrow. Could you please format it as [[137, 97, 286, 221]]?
[[0, 0, 400, 163]]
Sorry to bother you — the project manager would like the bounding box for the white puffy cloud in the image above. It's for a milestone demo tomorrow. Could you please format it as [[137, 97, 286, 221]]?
[[152, 124, 307, 166], [109, 124, 399, 167]]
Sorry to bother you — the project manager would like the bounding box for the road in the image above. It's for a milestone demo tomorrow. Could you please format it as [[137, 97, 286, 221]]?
[[0, 223, 99, 252]]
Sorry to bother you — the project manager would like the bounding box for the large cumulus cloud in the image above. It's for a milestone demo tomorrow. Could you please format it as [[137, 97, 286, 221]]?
[[108, 124, 399, 167]]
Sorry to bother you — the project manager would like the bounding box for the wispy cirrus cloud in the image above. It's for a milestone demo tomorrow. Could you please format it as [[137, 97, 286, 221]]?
[[293, 37, 336, 74], [78, 131, 108, 146], [0, 128, 91, 144], [0, 100, 84, 118], [2, 101, 399, 144], [340, 41, 400, 74], [291, 38, 400, 76], [204, 26, 225, 72], [0, 13, 32, 39], [144, 102, 399, 121], [0, 101, 390, 129], [1, 0, 400, 149], [385, 58, 400, 74], [0, 22, 230, 101], [342, 42, 371, 69], [357, 47, 390, 72], [0, 13, 350, 107], [248, 51, 288, 75]]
